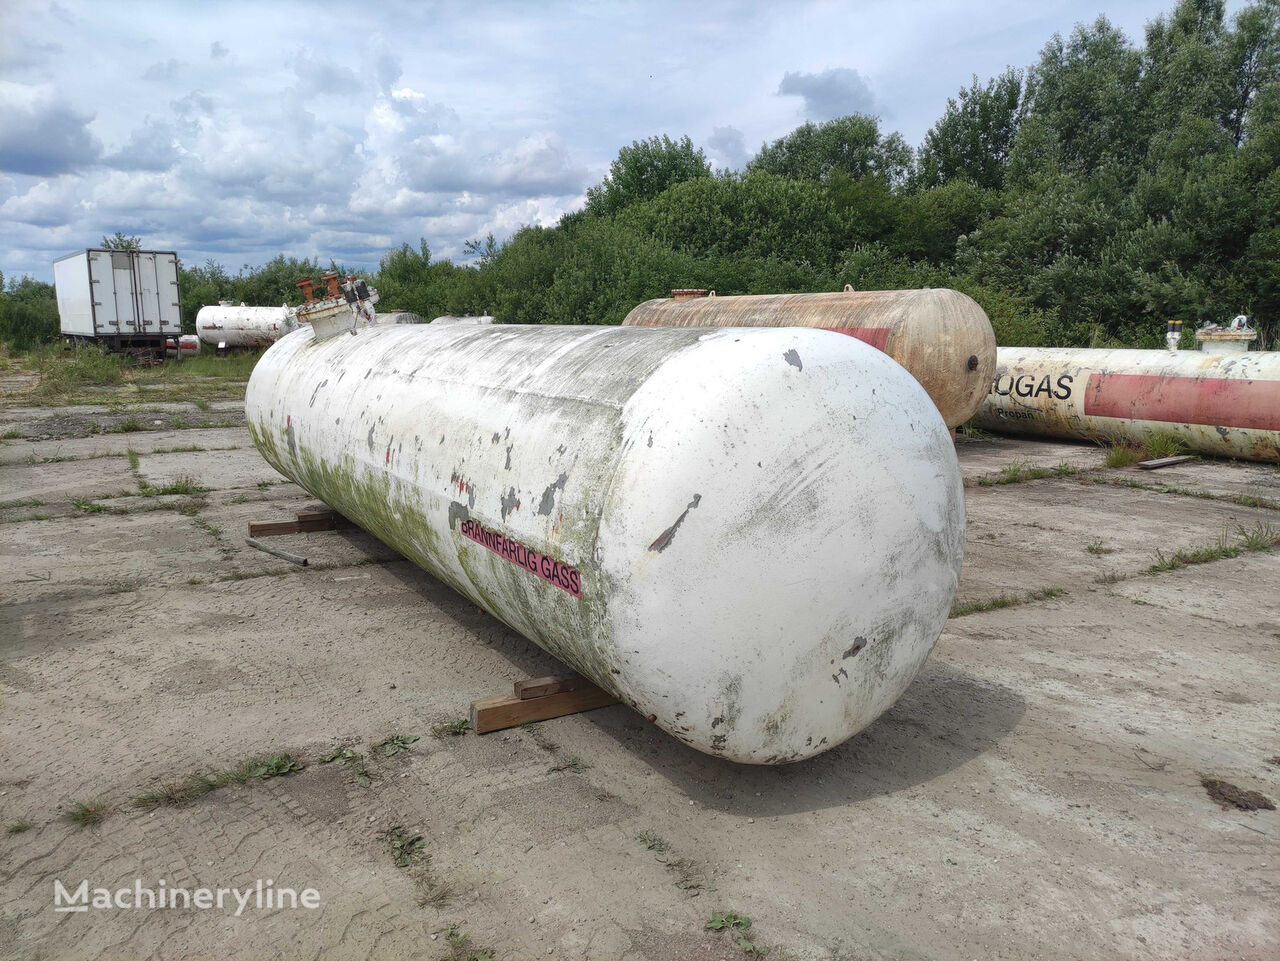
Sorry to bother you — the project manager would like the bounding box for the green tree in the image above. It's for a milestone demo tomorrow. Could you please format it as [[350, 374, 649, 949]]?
[[0, 275, 59, 350], [914, 70, 1023, 190], [747, 115, 912, 186], [585, 135, 712, 217], [100, 232, 142, 249]]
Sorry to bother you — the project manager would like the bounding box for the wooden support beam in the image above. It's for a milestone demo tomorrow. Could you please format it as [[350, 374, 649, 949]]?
[[1137, 455, 1196, 471], [514, 674, 585, 700], [248, 509, 355, 538], [470, 681, 619, 734]]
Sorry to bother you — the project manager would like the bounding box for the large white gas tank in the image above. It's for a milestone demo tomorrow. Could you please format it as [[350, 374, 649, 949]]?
[[246, 324, 965, 763], [972, 346, 1280, 462], [196, 304, 298, 348]]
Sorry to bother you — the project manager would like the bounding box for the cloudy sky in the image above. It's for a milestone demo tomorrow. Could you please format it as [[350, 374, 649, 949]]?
[[1, 0, 1200, 283]]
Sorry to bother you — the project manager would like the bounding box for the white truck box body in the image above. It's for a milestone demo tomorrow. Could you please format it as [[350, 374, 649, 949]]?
[[53, 249, 182, 339]]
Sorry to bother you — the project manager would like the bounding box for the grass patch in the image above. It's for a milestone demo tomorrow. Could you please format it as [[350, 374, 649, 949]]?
[[131, 753, 304, 810], [1, 429, 23, 440], [1237, 522, 1280, 550], [9, 345, 262, 407], [6, 819, 33, 834], [70, 497, 113, 514], [957, 422, 996, 440], [126, 448, 140, 471], [950, 586, 1067, 618], [65, 799, 107, 827], [977, 460, 1078, 486], [1085, 538, 1114, 555], [31, 345, 125, 399], [139, 473, 208, 497], [430, 719, 471, 738], [1082, 474, 1280, 512], [1103, 442, 1143, 468], [1146, 523, 1279, 574], [1144, 431, 1186, 460], [0, 496, 44, 510]]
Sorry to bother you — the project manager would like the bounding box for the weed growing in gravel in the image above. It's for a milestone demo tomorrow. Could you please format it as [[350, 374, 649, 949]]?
[[430, 719, 471, 738], [414, 872, 454, 907], [376, 733, 421, 756], [65, 799, 107, 826], [132, 753, 304, 809], [707, 911, 757, 953], [637, 829, 667, 852], [1085, 538, 1114, 555], [1147, 523, 1279, 573], [440, 927, 493, 961], [6, 819, 33, 834], [192, 517, 222, 538], [386, 826, 428, 867], [319, 747, 359, 765], [1236, 522, 1280, 551], [318, 746, 378, 786]]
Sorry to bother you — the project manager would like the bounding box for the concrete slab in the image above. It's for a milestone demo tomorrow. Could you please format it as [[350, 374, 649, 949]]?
[[1, 404, 1276, 961]]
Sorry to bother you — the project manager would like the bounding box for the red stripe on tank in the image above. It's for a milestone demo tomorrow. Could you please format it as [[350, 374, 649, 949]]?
[[818, 327, 891, 352], [1083, 373, 1280, 430]]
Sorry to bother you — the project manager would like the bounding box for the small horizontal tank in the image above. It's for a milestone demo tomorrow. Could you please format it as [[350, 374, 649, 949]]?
[[971, 346, 1280, 462], [196, 303, 298, 349], [622, 287, 997, 430], [246, 324, 965, 763]]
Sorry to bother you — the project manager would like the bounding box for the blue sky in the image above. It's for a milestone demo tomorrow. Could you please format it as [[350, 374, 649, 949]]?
[[0, 0, 1217, 283]]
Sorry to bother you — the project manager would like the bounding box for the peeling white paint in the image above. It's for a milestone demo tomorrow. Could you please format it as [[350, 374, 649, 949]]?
[[246, 324, 966, 763]]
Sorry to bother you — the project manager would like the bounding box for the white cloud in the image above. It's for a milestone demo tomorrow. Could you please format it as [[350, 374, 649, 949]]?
[[0, 83, 102, 176], [0, 0, 1190, 283], [777, 68, 880, 122]]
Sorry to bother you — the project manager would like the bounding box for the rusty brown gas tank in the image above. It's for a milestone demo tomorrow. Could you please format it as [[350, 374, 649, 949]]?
[[622, 287, 997, 430]]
